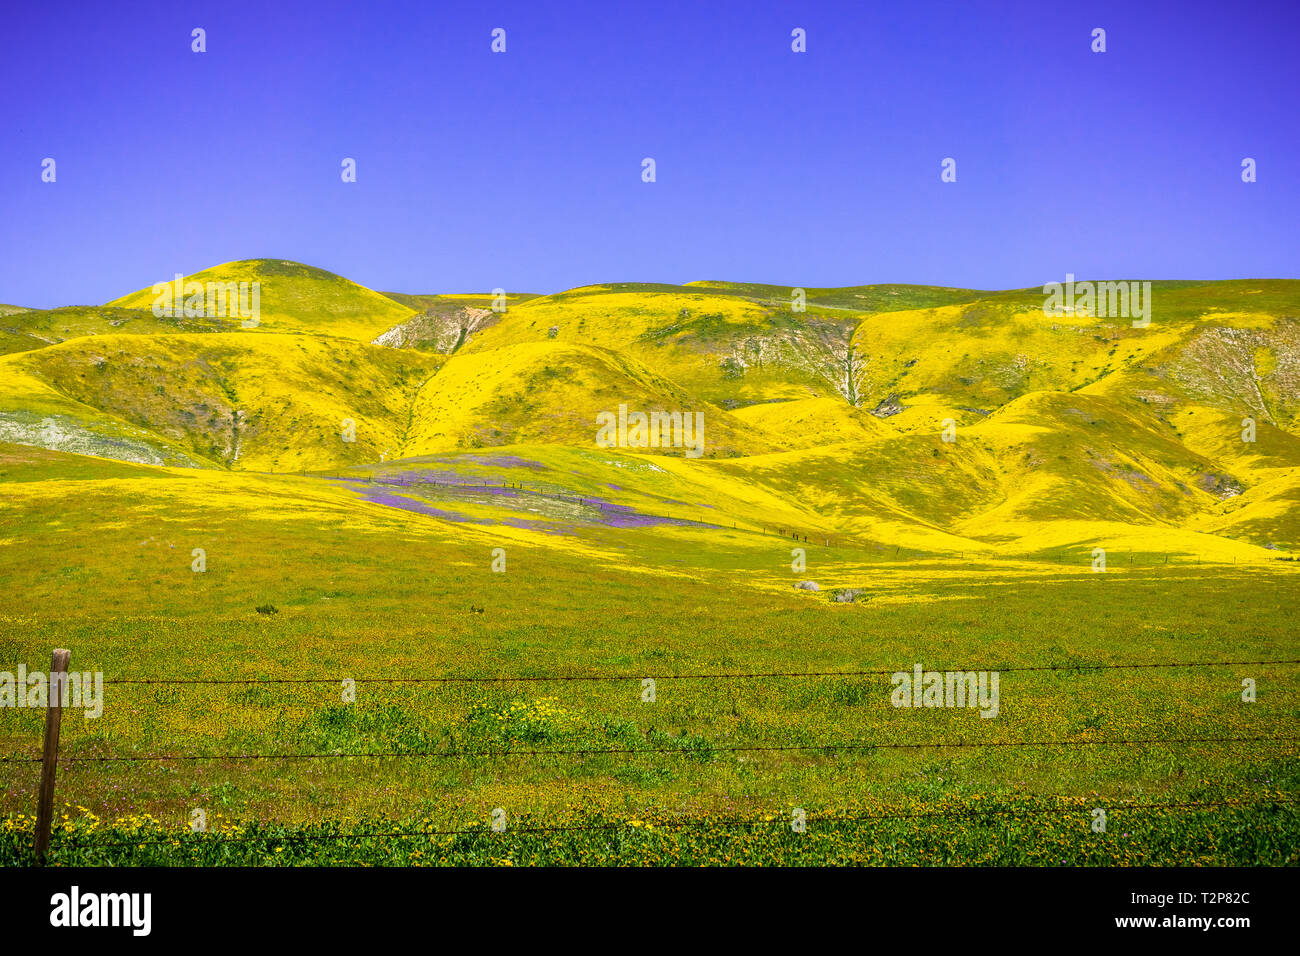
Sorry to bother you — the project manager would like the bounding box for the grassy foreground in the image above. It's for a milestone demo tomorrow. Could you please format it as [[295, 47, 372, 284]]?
[[1, 445, 1297, 865], [5, 798, 1299, 866]]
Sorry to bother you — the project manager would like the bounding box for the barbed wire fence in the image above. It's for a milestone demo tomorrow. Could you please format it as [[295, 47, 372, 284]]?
[[6, 651, 1299, 860]]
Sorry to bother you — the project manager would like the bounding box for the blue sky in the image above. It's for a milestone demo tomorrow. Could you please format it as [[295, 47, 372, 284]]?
[[2, 0, 1296, 306]]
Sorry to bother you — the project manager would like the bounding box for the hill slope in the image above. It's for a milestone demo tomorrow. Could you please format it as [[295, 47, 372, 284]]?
[[1, 305, 239, 356], [1, 333, 442, 470], [403, 341, 780, 458], [110, 259, 417, 342], [3, 263, 1298, 556]]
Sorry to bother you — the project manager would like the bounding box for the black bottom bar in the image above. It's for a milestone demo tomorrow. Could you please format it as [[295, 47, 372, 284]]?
[[2, 866, 1275, 942]]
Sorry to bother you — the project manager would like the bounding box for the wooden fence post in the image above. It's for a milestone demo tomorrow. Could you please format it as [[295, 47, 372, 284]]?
[[35, 648, 70, 863]]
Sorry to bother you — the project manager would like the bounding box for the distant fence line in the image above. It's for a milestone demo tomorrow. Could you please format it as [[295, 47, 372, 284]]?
[[9, 648, 1298, 861]]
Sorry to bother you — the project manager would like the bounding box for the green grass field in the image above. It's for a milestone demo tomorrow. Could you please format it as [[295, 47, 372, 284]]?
[[1, 446, 1297, 866]]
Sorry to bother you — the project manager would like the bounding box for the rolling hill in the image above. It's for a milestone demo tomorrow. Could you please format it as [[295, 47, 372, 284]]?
[[0, 332, 442, 471], [402, 340, 778, 458], [109, 259, 418, 342], [1, 261, 1297, 556], [0, 304, 240, 356]]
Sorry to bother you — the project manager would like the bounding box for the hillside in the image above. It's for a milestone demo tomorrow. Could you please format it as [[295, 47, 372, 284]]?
[[460, 287, 874, 408], [110, 259, 417, 342], [0, 262, 1297, 556], [1, 304, 240, 356], [1, 333, 442, 471], [402, 341, 778, 458]]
